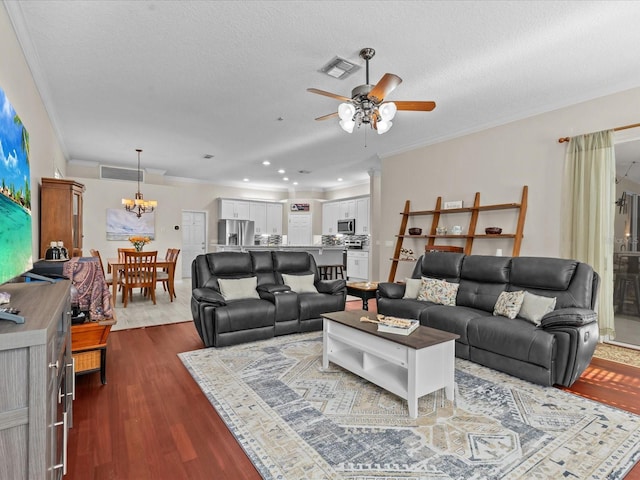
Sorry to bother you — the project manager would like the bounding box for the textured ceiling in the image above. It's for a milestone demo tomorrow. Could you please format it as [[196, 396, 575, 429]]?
[[5, 1, 640, 191]]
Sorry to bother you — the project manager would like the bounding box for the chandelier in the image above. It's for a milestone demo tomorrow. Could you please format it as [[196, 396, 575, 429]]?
[[121, 149, 157, 218]]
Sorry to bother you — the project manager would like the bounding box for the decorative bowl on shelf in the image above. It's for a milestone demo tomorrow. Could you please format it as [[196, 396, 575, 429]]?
[[485, 227, 502, 235], [408, 228, 422, 235]]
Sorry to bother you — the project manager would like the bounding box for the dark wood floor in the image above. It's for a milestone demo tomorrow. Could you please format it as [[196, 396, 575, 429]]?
[[66, 301, 640, 480]]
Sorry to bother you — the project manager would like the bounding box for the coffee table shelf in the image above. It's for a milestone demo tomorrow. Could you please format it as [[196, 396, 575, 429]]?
[[322, 310, 459, 418]]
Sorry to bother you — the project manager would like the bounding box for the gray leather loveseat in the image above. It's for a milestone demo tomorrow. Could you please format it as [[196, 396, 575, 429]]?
[[377, 252, 600, 387], [191, 250, 346, 347]]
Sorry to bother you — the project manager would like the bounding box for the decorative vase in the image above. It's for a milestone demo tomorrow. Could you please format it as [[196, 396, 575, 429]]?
[[134, 244, 143, 252]]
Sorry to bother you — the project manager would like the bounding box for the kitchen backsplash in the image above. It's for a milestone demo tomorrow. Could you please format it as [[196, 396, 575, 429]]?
[[322, 235, 369, 247]]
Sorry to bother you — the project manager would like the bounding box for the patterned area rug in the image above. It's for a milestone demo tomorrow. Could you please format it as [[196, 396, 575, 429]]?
[[179, 333, 640, 479], [593, 342, 640, 368]]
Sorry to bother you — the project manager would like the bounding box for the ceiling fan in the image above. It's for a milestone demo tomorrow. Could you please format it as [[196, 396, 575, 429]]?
[[307, 48, 436, 135]]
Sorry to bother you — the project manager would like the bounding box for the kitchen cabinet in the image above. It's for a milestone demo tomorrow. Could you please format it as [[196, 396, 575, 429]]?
[[355, 197, 369, 234], [40, 178, 85, 258], [219, 199, 251, 219], [347, 250, 369, 281], [0, 280, 73, 479], [266, 202, 283, 234], [322, 202, 340, 235], [339, 199, 357, 219], [250, 202, 267, 234]]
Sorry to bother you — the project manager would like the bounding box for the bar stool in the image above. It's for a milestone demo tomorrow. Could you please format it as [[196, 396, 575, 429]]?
[[614, 272, 640, 315], [319, 264, 345, 280]]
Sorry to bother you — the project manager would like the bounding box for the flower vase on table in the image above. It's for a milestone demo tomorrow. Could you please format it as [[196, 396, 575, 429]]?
[[129, 235, 151, 252]]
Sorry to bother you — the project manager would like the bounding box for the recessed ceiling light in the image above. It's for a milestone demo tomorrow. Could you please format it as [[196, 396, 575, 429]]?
[[243, 178, 249, 182], [283, 177, 289, 181], [278, 169, 285, 174], [337, 178, 343, 182], [262, 160, 271, 166], [293, 181, 298, 185]]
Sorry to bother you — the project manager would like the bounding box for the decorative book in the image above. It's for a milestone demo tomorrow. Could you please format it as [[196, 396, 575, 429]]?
[[360, 314, 420, 336]]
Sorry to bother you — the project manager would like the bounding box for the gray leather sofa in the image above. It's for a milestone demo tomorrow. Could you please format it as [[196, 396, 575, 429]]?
[[377, 252, 600, 387], [191, 250, 346, 347]]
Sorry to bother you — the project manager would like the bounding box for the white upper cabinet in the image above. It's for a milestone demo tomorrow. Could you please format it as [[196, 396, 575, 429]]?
[[250, 202, 267, 234], [339, 199, 357, 219], [219, 199, 251, 219], [266, 203, 283, 234], [355, 197, 370, 234], [322, 202, 340, 235]]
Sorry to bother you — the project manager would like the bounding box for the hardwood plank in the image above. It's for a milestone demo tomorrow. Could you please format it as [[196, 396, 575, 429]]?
[[66, 302, 640, 480]]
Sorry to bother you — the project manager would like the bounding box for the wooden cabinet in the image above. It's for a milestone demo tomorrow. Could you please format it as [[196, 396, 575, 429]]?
[[0, 280, 73, 479], [40, 178, 85, 259], [388, 186, 528, 282], [266, 203, 283, 234], [322, 202, 340, 234], [355, 197, 370, 234], [218, 198, 250, 219]]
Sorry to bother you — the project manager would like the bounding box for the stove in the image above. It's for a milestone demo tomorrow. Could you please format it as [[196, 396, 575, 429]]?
[[344, 238, 363, 249]]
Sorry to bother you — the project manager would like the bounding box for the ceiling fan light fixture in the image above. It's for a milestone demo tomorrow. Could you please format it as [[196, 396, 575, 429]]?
[[379, 102, 397, 121], [377, 120, 392, 135], [339, 119, 355, 133], [338, 103, 355, 121]]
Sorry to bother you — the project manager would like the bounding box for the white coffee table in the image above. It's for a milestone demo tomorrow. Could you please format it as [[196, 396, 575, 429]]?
[[322, 310, 459, 418]]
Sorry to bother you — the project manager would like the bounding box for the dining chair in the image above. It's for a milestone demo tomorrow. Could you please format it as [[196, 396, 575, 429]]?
[[121, 250, 158, 308], [90, 249, 114, 287], [156, 248, 180, 301]]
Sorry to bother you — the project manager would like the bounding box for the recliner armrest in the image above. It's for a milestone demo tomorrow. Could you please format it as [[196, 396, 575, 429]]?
[[257, 284, 293, 302], [540, 308, 597, 328], [316, 279, 346, 294], [377, 282, 405, 299], [257, 283, 292, 295], [192, 287, 226, 306]]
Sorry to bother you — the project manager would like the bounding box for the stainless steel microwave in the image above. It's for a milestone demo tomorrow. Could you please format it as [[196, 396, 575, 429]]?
[[337, 218, 355, 235]]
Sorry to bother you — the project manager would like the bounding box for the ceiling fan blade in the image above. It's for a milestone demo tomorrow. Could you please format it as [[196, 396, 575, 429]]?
[[394, 101, 437, 111], [367, 73, 402, 103], [315, 112, 339, 121], [307, 88, 351, 102]]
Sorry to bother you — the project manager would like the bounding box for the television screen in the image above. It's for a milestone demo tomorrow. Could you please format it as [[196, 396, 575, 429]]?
[[0, 86, 32, 285]]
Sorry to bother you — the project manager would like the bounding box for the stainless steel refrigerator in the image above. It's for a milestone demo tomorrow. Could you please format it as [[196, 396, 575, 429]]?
[[218, 219, 255, 246]]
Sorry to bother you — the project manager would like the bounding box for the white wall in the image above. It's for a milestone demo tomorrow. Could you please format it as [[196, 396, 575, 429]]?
[[0, 5, 67, 257], [378, 87, 640, 282]]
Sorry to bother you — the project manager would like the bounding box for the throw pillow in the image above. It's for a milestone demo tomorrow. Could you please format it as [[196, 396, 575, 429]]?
[[519, 291, 557, 325], [417, 277, 459, 306], [402, 278, 422, 299], [282, 273, 317, 293], [218, 277, 260, 301], [493, 290, 525, 319]]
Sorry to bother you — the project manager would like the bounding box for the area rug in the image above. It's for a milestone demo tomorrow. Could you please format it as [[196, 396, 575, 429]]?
[[593, 342, 640, 368], [179, 333, 640, 479]]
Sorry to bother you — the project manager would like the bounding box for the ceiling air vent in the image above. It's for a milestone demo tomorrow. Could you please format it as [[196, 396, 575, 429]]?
[[319, 56, 360, 79], [100, 165, 143, 183]]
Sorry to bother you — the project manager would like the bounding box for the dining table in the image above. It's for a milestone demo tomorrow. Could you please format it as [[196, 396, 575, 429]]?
[[107, 257, 176, 304]]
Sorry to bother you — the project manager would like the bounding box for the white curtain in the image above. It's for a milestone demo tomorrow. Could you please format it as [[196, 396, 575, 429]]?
[[561, 130, 615, 339]]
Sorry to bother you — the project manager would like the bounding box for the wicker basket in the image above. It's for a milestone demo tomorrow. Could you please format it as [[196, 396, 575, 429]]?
[[73, 350, 101, 373]]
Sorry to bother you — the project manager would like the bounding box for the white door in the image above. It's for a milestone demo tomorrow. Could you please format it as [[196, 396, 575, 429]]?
[[182, 210, 207, 278], [288, 214, 312, 246]]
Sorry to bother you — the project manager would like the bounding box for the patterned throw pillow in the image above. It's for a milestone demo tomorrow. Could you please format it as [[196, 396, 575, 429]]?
[[493, 290, 525, 319], [417, 277, 459, 306]]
